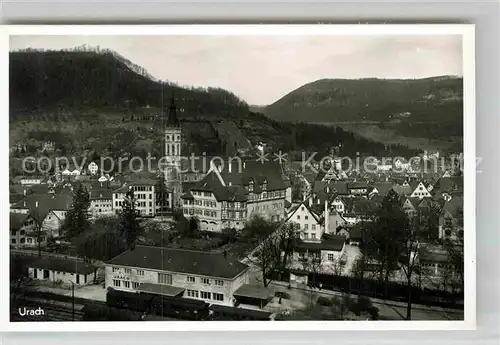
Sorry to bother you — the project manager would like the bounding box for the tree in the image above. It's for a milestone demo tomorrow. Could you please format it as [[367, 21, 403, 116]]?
[[74, 216, 127, 263], [362, 190, 408, 293], [247, 221, 301, 287], [188, 217, 200, 236], [118, 189, 143, 249], [399, 208, 433, 320], [63, 183, 90, 239], [243, 215, 277, 243]]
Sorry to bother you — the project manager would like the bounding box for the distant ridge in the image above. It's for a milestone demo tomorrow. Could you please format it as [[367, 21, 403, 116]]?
[[263, 76, 463, 125]]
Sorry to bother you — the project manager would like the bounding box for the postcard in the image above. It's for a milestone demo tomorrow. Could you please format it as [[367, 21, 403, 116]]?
[[1, 24, 475, 331]]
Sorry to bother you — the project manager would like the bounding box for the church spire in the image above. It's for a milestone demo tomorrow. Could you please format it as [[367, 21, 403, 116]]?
[[166, 92, 180, 127]]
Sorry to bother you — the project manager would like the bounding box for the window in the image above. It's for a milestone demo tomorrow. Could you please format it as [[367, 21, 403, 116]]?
[[123, 281, 130, 288], [201, 278, 210, 285], [113, 267, 120, 273], [200, 291, 211, 300], [187, 276, 195, 283], [124, 268, 131, 274], [301, 206, 304, 211], [187, 289, 199, 298], [328, 254, 334, 261], [305, 216, 309, 220], [213, 293, 224, 301], [137, 270, 144, 276], [304, 224, 308, 230], [158, 273, 172, 285], [214, 279, 224, 286], [311, 233, 316, 239], [304, 233, 309, 239], [113, 279, 121, 287], [11, 239, 16, 244], [132, 282, 140, 289], [297, 215, 300, 220], [312, 224, 316, 231]]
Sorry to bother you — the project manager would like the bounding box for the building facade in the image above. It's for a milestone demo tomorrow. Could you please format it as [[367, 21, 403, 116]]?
[[104, 246, 250, 306]]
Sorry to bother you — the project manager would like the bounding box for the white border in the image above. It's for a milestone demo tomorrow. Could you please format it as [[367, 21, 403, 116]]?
[[0, 24, 476, 332]]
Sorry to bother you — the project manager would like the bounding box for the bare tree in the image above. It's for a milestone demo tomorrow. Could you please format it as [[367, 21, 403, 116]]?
[[247, 221, 301, 287]]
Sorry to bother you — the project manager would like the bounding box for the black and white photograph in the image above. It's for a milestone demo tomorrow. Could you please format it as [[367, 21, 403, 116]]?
[[4, 25, 475, 330]]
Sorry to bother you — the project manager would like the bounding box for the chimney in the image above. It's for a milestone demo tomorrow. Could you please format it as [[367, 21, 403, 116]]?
[[308, 197, 312, 207], [243, 162, 246, 169], [228, 163, 232, 174], [23, 201, 26, 207], [324, 200, 329, 234], [302, 193, 306, 202], [35, 201, 39, 208], [23, 189, 26, 196]]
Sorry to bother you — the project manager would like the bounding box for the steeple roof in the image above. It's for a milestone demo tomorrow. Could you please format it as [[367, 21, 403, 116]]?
[[166, 93, 180, 127]]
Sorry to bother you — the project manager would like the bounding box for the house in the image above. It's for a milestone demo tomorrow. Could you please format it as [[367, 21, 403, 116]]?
[[409, 181, 432, 199], [11, 193, 73, 238], [88, 161, 99, 175], [113, 179, 157, 217], [89, 189, 113, 218], [10, 212, 36, 247], [28, 257, 97, 287], [330, 195, 347, 214], [289, 235, 347, 285], [104, 245, 250, 306], [438, 196, 464, 240], [286, 198, 324, 242], [181, 160, 287, 232], [394, 158, 411, 171]]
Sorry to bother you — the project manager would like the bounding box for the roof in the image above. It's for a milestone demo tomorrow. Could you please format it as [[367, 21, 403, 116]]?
[[286, 199, 322, 224], [137, 283, 185, 297], [297, 235, 345, 252], [233, 284, 273, 301], [107, 245, 249, 279], [29, 257, 97, 275], [189, 171, 247, 202], [433, 176, 464, 193], [373, 182, 394, 195], [166, 94, 180, 127], [90, 189, 113, 200], [10, 212, 31, 230], [11, 193, 73, 221]]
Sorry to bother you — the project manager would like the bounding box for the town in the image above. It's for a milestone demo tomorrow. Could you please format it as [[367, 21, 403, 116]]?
[[10, 94, 464, 322]]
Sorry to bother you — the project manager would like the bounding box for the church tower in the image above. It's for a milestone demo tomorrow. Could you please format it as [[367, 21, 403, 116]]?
[[164, 94, 183, 209]]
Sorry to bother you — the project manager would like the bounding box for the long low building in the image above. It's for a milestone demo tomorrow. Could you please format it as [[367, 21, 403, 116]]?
[[104, 245, 251, 306], [28, 257, 98, 287]]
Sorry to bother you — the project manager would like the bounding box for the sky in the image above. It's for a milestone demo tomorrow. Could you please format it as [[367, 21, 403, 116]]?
[[10, 35, 463, 105]]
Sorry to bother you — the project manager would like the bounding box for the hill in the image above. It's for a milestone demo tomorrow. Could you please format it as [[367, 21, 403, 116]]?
[[10, 47, 249, 119], [263, 77, 464, 152], [9, 49, 422, 177]]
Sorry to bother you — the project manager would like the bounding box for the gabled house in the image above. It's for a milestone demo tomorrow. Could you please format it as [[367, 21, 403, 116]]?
[[11, 193, 73, 239], [89, 189, 113, 218], [409, 181, 432, 199], [286, 198, 324, 242], [10, 212, 36, 247]]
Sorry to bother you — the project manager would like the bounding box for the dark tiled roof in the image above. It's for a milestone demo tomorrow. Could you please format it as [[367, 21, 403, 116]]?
[[12, 193, 73, 221], [107, 245, 249, 279], [10, 212, 30, 230], [373, 182, 395, 195], [29, 257, 97, 275], [90, 189, 113, 200], [297, 235, 345, 252]]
